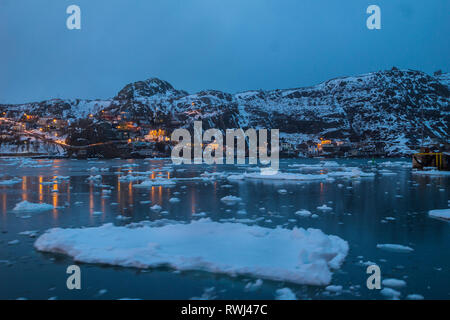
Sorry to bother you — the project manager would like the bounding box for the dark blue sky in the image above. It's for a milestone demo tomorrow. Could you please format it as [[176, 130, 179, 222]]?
[[0, 0, 448, 103]]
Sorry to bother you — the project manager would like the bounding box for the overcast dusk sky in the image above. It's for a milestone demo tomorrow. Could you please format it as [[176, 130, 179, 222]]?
[[0, 0, 448, 103]]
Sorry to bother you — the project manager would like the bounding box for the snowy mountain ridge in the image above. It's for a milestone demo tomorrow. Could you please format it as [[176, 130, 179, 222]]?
[[1, 68, 448, 153]]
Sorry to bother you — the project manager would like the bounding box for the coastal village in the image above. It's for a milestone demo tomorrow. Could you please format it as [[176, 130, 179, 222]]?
[[0, 109, 448, 161]]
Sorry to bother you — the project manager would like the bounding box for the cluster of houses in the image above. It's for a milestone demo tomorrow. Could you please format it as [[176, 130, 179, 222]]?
[[281, 138, 387, 158], [98, 110, 171, 142], [3, 109, 446, 159]]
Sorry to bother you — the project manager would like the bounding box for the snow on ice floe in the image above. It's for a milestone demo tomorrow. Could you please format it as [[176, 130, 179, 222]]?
[[317, 205, 332, 212], [34, 219, 349, 286], [376, 244, 414, 253], [412, 170, 450, 176], [244, 279, 263, 291], [133, 178, 176, 188], [0, 177, 22, 185], [275, 288, 297, 300], [243, 172, 327, 181], [220, 196, 242, 205], [233, 169, 374, 182], [13, 201, 54, 212], [325, 285, 343, 293], [295, 210, 312, 218], [428, 209, 450, 221], [406, 294, 424, 300], [169, 197, 181, 203], [380, 287, 401, 300], [382, 278, 407, 288]]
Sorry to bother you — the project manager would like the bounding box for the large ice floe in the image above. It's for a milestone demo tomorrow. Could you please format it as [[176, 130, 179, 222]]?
[[233, 168, 374, 182], [34, 219, 349, 286], [428, 209, 450, 221], [412, 170, 450, 176]]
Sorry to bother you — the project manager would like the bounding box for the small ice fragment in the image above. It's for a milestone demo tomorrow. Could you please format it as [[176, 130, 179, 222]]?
[[295, 210, 312, 217], [150, 204, 162, 212], [325, 285, 343, 293], [275, 288, 297, 300], [376, 244, 414, 253], [220, 196, 242, 206], [382, 278, 406, 288], [380, 287, 401, 300], [244, 279, 263, 291], [406, 294, 424, 300], [317, 204, 332, 212], [169, 197, 180, 203], [98, 289, 108, 296], [13, 201, 53, 212]]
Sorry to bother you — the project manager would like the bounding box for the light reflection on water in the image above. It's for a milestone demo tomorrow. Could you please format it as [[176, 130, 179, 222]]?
[[0, 157, 449, 300]]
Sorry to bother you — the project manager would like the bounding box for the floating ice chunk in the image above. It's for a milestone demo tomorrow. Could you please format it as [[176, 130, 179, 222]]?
[[377, 244, 414, 253], [220, 196, 242, 206], [140, 200, 152, 204], [275, 288, 297, 300], [169, 197, 180, 203], [321, 161, 340, 167], [191, 287, 217, 300], [133, 178, 176, 188], [428, 209, 450, 221], [97, 289, 108, 296], [87, 175, 102, 181], [34, 219, 349, 286], [295, 210, 312, 217], [382, 278, 406, 288], [193, 212, 207, 217], [380, 287, 401, 300], [358, 260, 377, 267], [328, 169, 369, 179], [277, 189, 288, 195], [227, 174, 245, 182], [0, 178, 22, 185], [412, 170, 450, 176], [244, 172, 327, 181], [317, 205, 332, 212], [8, 240, 20, 245], [359, 171, 376, 178], [13, 201, 54, 212], [150, 204, 162, 212], [116, 215, 131, 221], [325, 285, 343, 293], [406, 294, 424, 300], [379, 170, 397, 176], [244, 279, 263, 291], [18, 230, 39, 238]]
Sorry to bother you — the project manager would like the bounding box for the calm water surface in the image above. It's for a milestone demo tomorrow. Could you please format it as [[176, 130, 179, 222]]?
[[0, 158, 449, 300]]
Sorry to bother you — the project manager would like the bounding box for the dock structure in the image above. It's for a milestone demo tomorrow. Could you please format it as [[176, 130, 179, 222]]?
[[412, 152, 449, 171]]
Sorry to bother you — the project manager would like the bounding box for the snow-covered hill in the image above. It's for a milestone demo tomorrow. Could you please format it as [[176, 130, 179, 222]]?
[[1, 68, 448, 154]]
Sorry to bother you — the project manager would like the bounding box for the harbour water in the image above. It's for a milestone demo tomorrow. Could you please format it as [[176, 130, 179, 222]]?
[[0, 158, 449, 300]]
